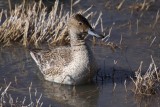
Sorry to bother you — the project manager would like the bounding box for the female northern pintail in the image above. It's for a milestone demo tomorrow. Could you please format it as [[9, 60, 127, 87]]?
[[30, 14, 103, 85]]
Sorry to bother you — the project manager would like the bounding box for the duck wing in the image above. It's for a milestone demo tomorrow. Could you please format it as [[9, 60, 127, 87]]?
[[30, 47, 71, 75]]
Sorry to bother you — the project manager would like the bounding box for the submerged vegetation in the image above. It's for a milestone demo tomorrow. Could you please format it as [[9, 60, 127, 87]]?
[[0, 82, 43, 107]]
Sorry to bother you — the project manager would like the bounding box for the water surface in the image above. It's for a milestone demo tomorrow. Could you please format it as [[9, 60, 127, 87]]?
[[0, 0, 160, 107]]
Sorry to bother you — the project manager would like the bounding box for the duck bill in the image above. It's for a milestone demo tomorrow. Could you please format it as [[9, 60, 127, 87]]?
[[88, 29, 102, 38]]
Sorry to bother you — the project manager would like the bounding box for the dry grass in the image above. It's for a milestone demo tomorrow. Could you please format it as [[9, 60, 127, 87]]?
[[0, 0, 107, 47], [0, 0, 69, 47], [131, 56, 160, 96], [128, 0, 152, 11], [116, 0, 125, 10]]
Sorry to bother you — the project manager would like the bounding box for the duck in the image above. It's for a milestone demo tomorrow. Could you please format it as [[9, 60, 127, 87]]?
[[30, 14, 103, 85]]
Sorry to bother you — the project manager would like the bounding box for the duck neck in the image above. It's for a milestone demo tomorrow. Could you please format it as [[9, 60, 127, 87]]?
[[69, 30, 86, 47]]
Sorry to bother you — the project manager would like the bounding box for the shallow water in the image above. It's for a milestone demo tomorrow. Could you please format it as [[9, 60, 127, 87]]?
[[0, 0, 160, 107]]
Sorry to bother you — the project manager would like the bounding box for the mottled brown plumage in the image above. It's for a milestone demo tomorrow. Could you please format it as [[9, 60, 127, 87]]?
[[30, 14, 102, 85]]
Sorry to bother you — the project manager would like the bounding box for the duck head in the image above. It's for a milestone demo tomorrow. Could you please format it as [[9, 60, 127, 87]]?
[[68, 14, 103, 42]]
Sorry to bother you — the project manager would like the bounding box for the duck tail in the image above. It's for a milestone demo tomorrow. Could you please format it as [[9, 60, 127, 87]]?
[[30, 51, 42, 70]]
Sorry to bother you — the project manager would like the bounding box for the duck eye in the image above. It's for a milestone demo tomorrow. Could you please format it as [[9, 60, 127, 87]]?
[[79, 22, 83, 25]]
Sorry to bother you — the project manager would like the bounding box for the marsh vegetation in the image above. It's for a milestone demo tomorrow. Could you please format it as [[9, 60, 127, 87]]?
[[0, 0, 160, 106]]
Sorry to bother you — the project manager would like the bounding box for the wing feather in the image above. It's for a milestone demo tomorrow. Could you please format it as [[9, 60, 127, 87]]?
[[30, 47, 71, 75]]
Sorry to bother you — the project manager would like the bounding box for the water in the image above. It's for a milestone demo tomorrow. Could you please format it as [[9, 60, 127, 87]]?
[[0, 0, 160, 107]]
